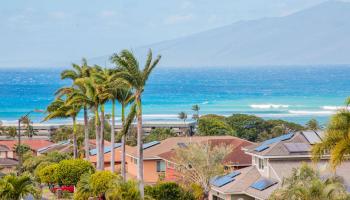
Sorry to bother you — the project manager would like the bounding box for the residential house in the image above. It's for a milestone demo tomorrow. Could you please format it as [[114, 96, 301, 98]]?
[[124, 136, 254, 184], [0, 139, 53, 159], [209, 131, 350, 200], [0, 144, 18, 172]]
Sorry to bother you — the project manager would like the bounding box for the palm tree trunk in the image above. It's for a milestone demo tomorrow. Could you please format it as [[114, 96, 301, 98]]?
[[100, 105, 105, 170], [121, 103, 126, 181], [110, 100, 116, 173], [136, 95, 144, 199], [95, 107, 101, 170], [72, 116, 78, 159], [84, 106, 90, 160]]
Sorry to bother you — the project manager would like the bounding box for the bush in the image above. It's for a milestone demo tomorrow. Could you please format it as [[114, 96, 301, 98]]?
[[145, 182, 195, 200], [90, 171, 118, 197], [106, 180, 141, 200], [23, 151, 71, 173], [36, 163, 59, 184], [56, 159, 95, 186]]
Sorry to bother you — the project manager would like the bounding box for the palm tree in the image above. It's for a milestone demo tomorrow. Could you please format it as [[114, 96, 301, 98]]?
[[312, 97, 350, 169], [269, 164, 350, 200], [110, 49, 161, 198], [61, 59, 92, 160], [192, 104, 200, 122], [44, 94, 82, 158], [178, 111, 188, 123], [116, 88, 134, 180], [306, 118, 321, 131], [0, 173, 39, 200]]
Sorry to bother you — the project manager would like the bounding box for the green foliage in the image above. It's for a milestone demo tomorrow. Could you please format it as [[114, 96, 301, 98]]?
[[90, 171, 118, 197], [56, 159, 95, 186], [198, 115, 234, 136], [74, 173, 92, 200], [144, 128, 176, 143], [14, 144, 31, 155], [36, 163, 59, 184], [106, 179, 141, 200], [312, 108, 350, 168], [0, 173, 40, 200], [198, 114, 304, 142], [145, 182, 195, 200], [269, 164, 350, 200], [23, 151, 71, 173], [306, 118, 321, 130]]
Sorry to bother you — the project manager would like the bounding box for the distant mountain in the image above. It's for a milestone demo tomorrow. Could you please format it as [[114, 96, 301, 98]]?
[[135, 1, 350, 67]]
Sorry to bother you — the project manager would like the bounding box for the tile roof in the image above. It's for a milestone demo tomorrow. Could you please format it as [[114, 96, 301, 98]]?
[[0, 140, 53, 151], [0, 144, 10, 152], [0, 158, 18, 166]]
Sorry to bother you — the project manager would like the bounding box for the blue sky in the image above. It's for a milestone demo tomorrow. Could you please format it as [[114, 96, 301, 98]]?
[[0, 0, 332, 67]]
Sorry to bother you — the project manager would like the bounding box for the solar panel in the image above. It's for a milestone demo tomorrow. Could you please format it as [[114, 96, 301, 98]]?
[[227, 171, 241, 178], [254, 133, 294, 152], [143, 141, 160, 149], [89, 143, 122, 156], [284, 143, 310, 153], [177, 142, 187, 148], [250, 178, 278, 191], [302, 131, 321, 144], [255, 145, 269, 152], [211, 176, 235, 187]]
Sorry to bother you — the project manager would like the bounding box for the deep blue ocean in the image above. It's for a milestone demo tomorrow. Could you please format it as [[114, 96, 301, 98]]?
[[0, 66, 349, 126]]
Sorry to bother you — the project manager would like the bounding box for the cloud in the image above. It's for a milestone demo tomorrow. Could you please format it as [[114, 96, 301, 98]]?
[[164, 14, 194, 25]]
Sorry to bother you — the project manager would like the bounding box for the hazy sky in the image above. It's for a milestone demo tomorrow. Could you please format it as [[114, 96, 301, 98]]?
[[0, 0, 332, 67]]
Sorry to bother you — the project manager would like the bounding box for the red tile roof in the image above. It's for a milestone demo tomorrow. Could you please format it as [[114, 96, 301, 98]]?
[[0, 140, 53, 151]]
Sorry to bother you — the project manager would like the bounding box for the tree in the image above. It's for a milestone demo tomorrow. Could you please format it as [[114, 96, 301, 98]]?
[[61, 58, 92, 160], [178, 112, 188, 123], [144, 128, 176, 143], [174, 143, 232, 198], [192, 104, 200, 122], [197, 115, 234, 136], [44, 96, 81, 158], [111, 49, 161, 197], [0, 173, 40, 200], [306, 118, 321, 130], [312, 108, 350, 169], [269, 164, 350, 200], [55, 159, 95, 186]]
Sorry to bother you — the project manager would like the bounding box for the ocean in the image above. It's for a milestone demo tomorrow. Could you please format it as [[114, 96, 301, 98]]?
[[0, 66, 349, 125]]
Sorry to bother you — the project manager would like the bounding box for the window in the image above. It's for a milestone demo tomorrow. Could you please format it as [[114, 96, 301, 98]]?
[[157, 160, 166, 172], [167, 161, 175, 169], [132, 157, 138, 164], [258, 158, 265, 170]]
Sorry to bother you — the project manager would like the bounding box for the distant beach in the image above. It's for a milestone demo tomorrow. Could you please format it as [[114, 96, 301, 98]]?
[[1, 66, 349, 125]]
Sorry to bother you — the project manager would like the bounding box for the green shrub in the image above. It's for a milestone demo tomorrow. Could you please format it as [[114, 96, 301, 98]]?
[[198, 115, 233, 136], [90, 171, 118, 197], [56, 159, 94, 186], [36, 163, 59, 184], [145, 182, 195, 200], [144, 128, 176, 143], [106, 180, 141, 200]]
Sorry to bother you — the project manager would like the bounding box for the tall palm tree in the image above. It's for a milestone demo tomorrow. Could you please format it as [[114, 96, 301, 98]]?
[[110, 49, 161, 197], [192, 104, 200, 122], [116, 88, 134, 180], [61, 59, 91, 160], [0, 174, 39, 200], [312, 97, 350, 169], [178, 111, 188, 123], [44, 94, 82, 158]]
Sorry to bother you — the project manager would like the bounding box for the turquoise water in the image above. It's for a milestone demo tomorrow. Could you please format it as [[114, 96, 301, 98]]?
[[0, 66, 349, 125]]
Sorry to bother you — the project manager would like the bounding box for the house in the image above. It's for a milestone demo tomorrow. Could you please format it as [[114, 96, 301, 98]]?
[[0, 144, 18, 172], [89, 143, 122, 169], [0, 139, 53, 159], [209, 131, 350, 200], [124, 136, 254, 184]]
